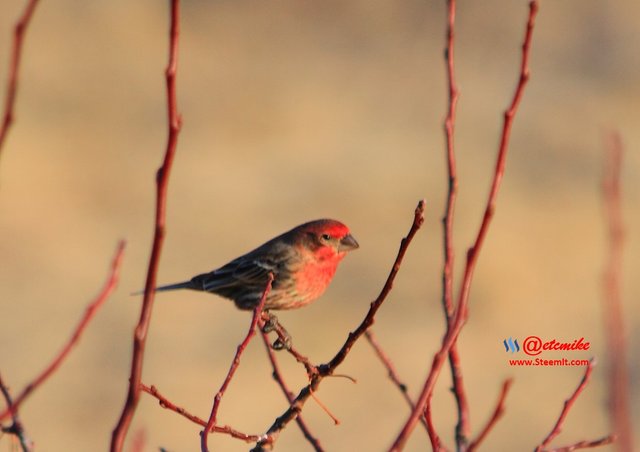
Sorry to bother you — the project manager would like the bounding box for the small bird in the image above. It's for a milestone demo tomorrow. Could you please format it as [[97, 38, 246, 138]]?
[[146, 219, 359, 310]]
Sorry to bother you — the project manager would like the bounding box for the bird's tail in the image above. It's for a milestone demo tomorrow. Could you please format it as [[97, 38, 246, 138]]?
[[131, 280, 194, 296]]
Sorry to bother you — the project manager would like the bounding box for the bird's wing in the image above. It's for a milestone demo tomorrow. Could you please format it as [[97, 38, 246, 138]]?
[[232, 258, 279, 284], [192, 257, 279, 293]]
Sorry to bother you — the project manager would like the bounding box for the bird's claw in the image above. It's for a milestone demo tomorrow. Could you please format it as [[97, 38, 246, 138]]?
[[261, 312, 293, 351], [261, 313, 278, 333], [272, 336, 292, 351]]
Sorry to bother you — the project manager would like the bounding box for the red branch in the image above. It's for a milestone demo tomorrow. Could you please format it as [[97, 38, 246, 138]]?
[[364, 330, 430, 435], [325, 200, 424, 370], [601, 132, 633, 451], [440, 0, 469, 448], [0, 0, 40, 158], [200, 274, 274, 452], [251, 201, 425, 451], [390, 3, 538, 449], [110, 1, 182, 450], [425, 399, 447, 452], [534, 361, 612, 451], [140, 383, 262, 442], [441, 0, 459, 318], [441, 0, 459, 320], [0, 241, 126, 423], [260, 331, 324, 451], [467, 378, 513, 451], [543, 436, 615, 452]]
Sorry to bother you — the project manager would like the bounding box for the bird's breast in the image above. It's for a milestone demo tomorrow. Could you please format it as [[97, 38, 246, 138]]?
[[293, 258, 341, 302]]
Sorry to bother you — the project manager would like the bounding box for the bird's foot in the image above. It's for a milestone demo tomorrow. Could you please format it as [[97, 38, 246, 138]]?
[[261, 312, 278, 333], [260, 312, 292, 351], [272, 336, 292, 351]]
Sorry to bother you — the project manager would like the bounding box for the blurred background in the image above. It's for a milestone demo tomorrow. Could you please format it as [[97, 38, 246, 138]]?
[[0, 0, 638, 450]]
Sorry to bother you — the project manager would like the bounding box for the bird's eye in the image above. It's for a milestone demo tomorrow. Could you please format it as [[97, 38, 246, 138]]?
[[320, 233, 332, 241]]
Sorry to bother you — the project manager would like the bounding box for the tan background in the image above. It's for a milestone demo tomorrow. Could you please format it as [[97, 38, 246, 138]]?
[[0, 1, 638, 450]]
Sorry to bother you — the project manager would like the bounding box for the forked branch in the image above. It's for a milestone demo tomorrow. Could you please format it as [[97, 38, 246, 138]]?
[[534, 361, 614, 452], [0, 241, 125, 423], [0, 373, 32, 452], [260, 331, 324, 451], [440, 0, 469, 447], [251, 201, 425, 451], [200, 275, 274, 452], [140, 383, 262, 442], [390, 3, 539, 449]]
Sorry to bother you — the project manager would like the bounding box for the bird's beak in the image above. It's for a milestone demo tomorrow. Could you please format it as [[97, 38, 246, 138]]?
[[339, 234, 359, 252]]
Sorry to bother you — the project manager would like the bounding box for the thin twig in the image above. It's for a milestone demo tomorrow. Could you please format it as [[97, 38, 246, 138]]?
[[364, 329, 430, 435], [390, 3, 539, 449], [110, 1, 182, 450], [0, 373, 32, 452], [441, 0, 459, 320], [425, 398, 448, 452], [467, 379, 513, 451], [535, 360, 598, 451], [140, 383, 263, 442], [601, 132, 633, 451], [447, 345, 468, 450], [200, 274, 273, 452], [440, 1, 470, 449], [543, 435, 616, 452], [260, 331, 324, 451], [251, 201, 425, 451], [308, 390, 340, 425], [0, 0, 40, 158], [0, 241, 126, 423], [325, 200, 425, 371]]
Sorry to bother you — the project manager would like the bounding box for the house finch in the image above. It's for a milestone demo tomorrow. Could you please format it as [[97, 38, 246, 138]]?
[[147, 219, 359, 310]]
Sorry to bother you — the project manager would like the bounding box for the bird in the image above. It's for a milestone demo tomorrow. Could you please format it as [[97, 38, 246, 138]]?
[[144, 219, 359, 310]]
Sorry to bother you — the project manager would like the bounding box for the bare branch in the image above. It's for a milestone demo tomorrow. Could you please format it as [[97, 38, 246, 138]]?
[[110, 1, 182, 450], [0, 241, 125, 423], [440, 3, 470, 446], [0, 0, 40, 159], [390, 3, 539, 449], [467, 379, 513, 451], [0, 373, 32, 452], [260, 331, 324, 451], [140, 383, 263, 442], [534, 361, 608, 452], [364, 329, 431, 435], [601, 132, 633, 451], [325, 200, 425, 371], [200, 274, 274, 452], [441, 0, 459, 320], [425, 399, 448, 452], [543, 436, 616, 452]]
